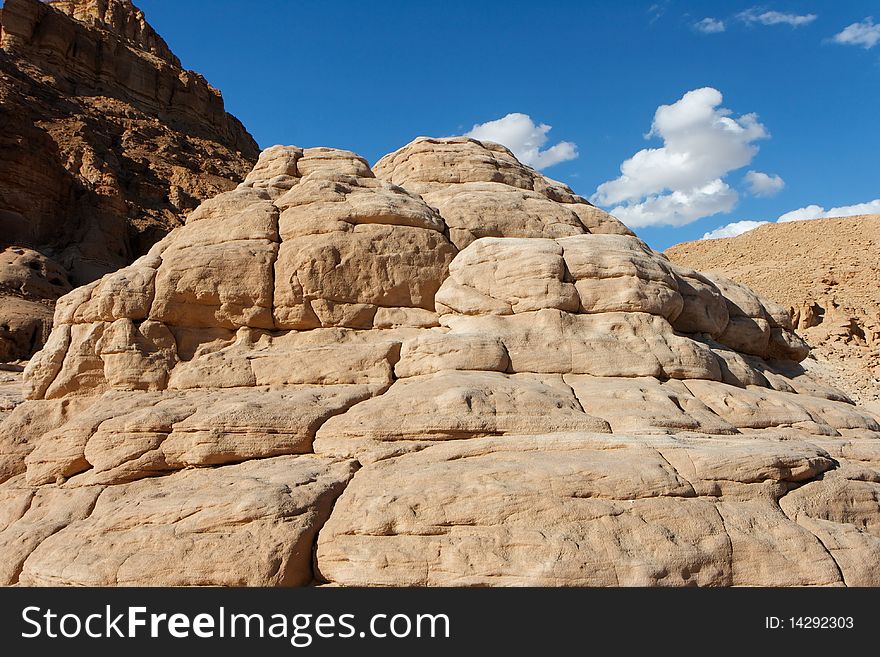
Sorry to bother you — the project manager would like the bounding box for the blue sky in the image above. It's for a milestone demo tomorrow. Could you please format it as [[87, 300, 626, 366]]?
[[66, 2, 880, 248]]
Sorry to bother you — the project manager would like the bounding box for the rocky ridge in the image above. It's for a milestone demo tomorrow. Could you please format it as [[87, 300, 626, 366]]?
[[666, 215, 880, 406], [0, 0, 259, 360], [1, 137, 879, 587]]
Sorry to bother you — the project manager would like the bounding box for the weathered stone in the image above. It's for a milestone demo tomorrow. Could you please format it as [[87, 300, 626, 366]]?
[[395, 332, 509, 378], [0, 0, 258, 359], [18, 456, 357, 586], [317, 434, 839, 586], [0, 248, 70, 359], [97, 319, 178, 391], [159, 387, 377, 469], [314, 371, 611, 462], [0, 396, 92, 484], [707, 274, 807, 361], [780, 473, 880, 586], [373, 136, 633, 249], [666, 214, 880, 405], [168, 329, 401, 389], [565, 375, 737, 435], [669, 266, 729, 337], [43, 322, 107, 399], [274, 225, 454, 327], [443, 310, 722, 380], [4, 135, 876, 589], [149, 193, 279, 329], [559, 234, 683, 319], [437, 237, 579, 315], [24, 392, 158, 486], [0, 479, 102, 585]]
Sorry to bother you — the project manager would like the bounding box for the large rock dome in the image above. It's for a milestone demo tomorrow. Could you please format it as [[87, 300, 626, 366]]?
[[1, 137, 878, 586]]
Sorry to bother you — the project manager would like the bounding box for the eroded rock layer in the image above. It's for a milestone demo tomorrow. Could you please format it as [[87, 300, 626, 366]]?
[[2, 137, 879, 587], [0, 0, 259, 359]]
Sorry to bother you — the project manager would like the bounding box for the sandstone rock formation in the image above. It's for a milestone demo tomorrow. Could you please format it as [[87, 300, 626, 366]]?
[[374, 136, 634, 249], [667, 215, 880, 406], [0, 366, 22, 425], [0, 0, 259, 360], [2, 137, 879, 587]]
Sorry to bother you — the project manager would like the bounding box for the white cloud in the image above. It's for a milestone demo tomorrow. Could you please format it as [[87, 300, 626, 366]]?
[[702, 220, 769, 240], [777, 204, 826, 222], [592, 87, 768, 227], [738, 9, 817, 27], [610, 180, 738, 228], [833, 18, 880, 49], [465, 113, 578, 169], [703, 198, 880, 240], [745, 170, 784, 196], [694, 17, 725, 34], [778, 199, 880, 222]]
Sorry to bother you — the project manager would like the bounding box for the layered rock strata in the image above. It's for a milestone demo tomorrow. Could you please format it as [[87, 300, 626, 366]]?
[[2, 137, 878, 586], [0, 0, 259, 359]]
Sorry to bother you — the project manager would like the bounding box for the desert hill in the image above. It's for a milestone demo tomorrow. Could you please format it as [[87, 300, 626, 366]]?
[[666, 215, 880, 405]]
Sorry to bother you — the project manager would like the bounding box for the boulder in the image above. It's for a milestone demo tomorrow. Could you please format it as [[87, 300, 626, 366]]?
[[17, 456, 357, 586], [317, 434, 841, 586]]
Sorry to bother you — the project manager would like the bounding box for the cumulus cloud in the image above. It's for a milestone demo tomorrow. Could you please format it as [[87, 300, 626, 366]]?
[[744, 170, 784, 196], [738, 9, 817, 27], [777, 204, 825, 222], [694, 17, 725, 34], [778, 199, 880, 222], [465, 113, 578, 169], [610, 180, 738, 228], [702, 220, 769, 240], [833, 18, 880, 49], [592, 87, 768, 228]]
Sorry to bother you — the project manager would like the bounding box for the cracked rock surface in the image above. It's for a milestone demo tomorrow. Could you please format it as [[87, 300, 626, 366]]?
[[1, 137, 879, 586]]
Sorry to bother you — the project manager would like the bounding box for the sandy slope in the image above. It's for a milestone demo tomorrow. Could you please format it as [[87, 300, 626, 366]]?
[[666, 214, 880, 403]]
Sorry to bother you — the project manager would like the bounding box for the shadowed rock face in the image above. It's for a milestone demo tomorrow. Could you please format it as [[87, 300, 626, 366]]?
[[2, 137, 879, 587], [0, 0, 259, 360]]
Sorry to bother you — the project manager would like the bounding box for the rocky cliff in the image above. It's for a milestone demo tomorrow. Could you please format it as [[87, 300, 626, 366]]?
[[667, 215, 880, 406], [1, 137, 878, 587], [0, 0, 259, 360]]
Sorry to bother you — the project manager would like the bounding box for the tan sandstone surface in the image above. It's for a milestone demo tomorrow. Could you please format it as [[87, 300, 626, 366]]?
[[0, 366, 22, 425], [0, 0, 259, 360], [1, 137, 879, 587], [666, 215, 880, 406]]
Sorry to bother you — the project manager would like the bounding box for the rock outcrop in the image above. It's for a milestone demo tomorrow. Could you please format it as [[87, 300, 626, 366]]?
[[0, 0, 259, 360], [0, 367, 22, 425], [374, 136, 634, 249], [2, 137, 879, 587], [666, 215, 880, 406]]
